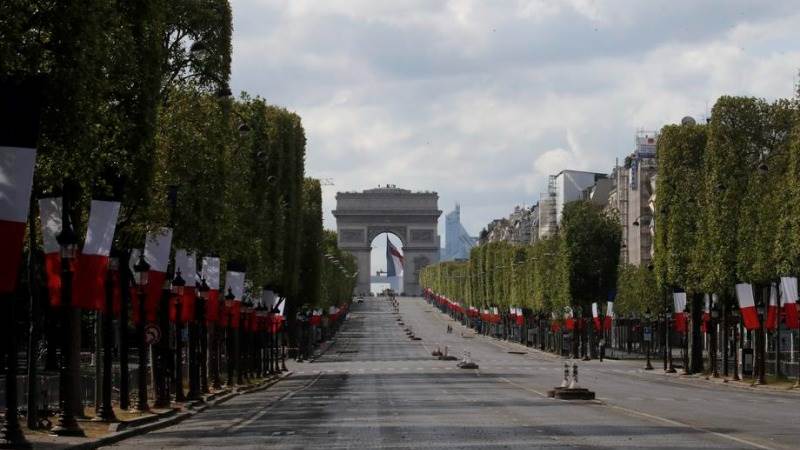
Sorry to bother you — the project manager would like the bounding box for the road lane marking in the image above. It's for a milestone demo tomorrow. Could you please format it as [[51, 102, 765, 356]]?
[[497, 376, 548, 398], [605, 402, 775, 450]]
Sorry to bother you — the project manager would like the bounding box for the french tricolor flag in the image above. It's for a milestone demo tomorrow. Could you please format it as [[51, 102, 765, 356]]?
[[73, 200, 120, 310], [132, 228, 172, 324], [604, 300, 614, 330], [564, 306, 575, 331], [780, 277, 800, 329], [0, 147, 37, 293], [171, 250, 197, 322], [202, 257, 221, 324], [766, 283, 779, 331], [225, 269, 245, 329], [672, 291, 687, 334], [38, 197, 63, 306], [591, 302, 601, 331], [386, 240, 404, 277], [735, 283, 760, 331]]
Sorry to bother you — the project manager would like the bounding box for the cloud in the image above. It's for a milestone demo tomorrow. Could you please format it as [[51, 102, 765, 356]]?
[[230, 0, 800, 237]]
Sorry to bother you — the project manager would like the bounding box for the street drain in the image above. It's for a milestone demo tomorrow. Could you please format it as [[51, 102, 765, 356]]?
[[337, 350, 359, 354], [507, 351, 526, 354]]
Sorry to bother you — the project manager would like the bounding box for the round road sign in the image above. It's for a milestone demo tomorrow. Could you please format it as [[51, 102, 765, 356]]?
[[145, 324, 162, 345]]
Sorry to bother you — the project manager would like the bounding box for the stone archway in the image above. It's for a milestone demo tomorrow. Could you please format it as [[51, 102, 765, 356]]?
[[333, 186, 441, 296]]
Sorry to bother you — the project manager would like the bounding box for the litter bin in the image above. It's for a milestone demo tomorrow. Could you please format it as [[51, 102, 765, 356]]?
[[742, 348, 754, 377]]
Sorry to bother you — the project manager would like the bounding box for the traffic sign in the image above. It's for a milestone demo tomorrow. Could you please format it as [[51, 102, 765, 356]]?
[[643, 326, 652, 342], [145, 324, 162, 345]]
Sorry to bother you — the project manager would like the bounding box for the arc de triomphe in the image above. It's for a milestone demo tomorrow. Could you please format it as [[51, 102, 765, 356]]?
[[333, 186, 441, 296]]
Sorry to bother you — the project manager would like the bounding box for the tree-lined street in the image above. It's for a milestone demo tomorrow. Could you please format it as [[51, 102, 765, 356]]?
[[105, 297, 800, 450]]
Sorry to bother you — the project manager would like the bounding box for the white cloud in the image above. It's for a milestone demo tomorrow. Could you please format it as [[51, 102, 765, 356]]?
[[230, 1, 800, 236]]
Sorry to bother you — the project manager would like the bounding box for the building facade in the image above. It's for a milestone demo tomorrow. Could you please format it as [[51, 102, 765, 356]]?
[[608, 131, 658, 267]]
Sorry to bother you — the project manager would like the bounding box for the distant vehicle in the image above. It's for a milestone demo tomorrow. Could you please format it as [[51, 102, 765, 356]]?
[[356, 296, 365, 304]]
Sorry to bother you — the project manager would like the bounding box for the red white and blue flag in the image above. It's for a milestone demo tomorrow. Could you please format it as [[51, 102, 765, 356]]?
[[386, 240, 404, 277]]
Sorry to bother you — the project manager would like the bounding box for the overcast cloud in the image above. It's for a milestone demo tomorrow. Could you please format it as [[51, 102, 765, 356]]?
[[231, 0, 800, 238]]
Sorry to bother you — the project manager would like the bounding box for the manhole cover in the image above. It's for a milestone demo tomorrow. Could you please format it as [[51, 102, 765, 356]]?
[[508, 351, 526, 355]]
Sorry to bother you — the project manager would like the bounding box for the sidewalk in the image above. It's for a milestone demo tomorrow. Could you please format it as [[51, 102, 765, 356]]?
[[21, 372, 292, 450]]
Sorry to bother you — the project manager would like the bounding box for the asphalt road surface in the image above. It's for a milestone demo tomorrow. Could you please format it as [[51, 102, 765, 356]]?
[[104, 297, 800, 449]]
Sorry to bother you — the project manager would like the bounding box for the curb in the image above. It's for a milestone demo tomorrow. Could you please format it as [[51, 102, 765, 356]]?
[[640, 369, 800, 396], [63, 372, 292, 449]]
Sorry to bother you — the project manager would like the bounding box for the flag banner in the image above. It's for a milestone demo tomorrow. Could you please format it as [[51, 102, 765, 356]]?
[[141, 228, 172, 323], [174, 250, 197, 322], [39, 197, 62, 306], [735, 283, 760, 331], [225, 270, 245, 328], [261, 288, 276, 310], [766, 283, 778, 331], [701, 294, 711, 333], [73, 200, 120, 310], [604, 300, 614, 330], [202, 257, 221, 324], [0, 146, 37, 293], [515, 307, 524, 326], [277, 297, 286, 315], [310, 309, 322, 327], [564, 306, 575, 331], [386, 240, 404, 277], [673, 291, 687, 334], [780, 276, 800, 329], [230, 300, 241, 328], [592, 302, 601, 331]]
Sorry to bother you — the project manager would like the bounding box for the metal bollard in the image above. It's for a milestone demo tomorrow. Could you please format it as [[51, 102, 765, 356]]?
[[569, 363, 579, 389], [561, 362, 570, 388]]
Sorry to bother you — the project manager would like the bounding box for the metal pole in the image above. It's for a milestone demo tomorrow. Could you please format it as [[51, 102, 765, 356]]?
[[210, 322, 221, 389], [96, 268, 117, 421], [1, 293, 32, 448], [135, 289, 149, 411], [722, 301, 729, 378], [25, 204, 40, 432], [236, 321, 243, 384], [52, 248, 85, 436], [174, 296, 185, 402], [226, 320, 235, 386], [119, 258, 130, 410]]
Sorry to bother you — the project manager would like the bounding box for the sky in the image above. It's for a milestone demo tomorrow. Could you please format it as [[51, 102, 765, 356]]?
[[230, 0, 800, 239]]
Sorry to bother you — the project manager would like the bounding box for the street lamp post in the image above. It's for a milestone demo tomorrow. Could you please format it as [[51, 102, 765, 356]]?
[[755, 300, 767, 385], [731, 308, 741, 381], [51, 202, 85, 437], [225, 289, 235, 386], [711, 305, 720, 378], [172, 270, 186, 402], [240, 299, 252, 382], [197, 278, 210, 395], [644, 309, 653, 370], [133, 254, 151, 412], [236, 298, 246, 385], [95, 255, 119, 421]]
